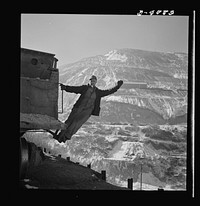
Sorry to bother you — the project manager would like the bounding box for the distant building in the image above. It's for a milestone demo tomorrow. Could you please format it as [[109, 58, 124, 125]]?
[[123, 82, 147, 89]]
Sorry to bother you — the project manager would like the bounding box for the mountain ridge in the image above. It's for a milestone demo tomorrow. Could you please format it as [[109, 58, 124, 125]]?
[[23, 48, 188, 190], [58, 48, 188, 125], [59, 48, 188, 69]]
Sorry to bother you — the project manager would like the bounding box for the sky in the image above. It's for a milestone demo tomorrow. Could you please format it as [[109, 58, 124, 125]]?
[[21, 14, 189, 67]]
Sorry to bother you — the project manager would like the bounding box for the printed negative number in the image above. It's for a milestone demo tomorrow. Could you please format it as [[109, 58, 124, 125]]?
[[137, 10, 174, 16]]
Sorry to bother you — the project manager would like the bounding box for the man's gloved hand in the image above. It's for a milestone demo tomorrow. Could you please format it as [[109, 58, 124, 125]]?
[[60, 83, 66, 90], [117, 80, 123, 87]]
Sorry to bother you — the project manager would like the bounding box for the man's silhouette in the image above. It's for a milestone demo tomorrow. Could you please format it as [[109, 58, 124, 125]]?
[[55, 75, 123, 143]]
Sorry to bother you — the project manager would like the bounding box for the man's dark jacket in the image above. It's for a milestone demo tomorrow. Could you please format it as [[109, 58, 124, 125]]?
[[62, 81, 123, 116]]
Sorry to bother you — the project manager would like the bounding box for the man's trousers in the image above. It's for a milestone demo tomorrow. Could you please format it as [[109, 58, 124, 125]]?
[[56, 106, 93, 143]]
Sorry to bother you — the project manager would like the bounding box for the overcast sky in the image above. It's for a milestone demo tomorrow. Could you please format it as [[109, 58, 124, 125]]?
[[21, 14, 189, 67]]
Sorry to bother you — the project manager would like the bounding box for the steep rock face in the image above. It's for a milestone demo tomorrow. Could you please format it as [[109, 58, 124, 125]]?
[[58, 48, 187, 124]]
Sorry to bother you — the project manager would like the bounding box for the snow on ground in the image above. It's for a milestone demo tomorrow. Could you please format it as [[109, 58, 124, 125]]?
[[23, 131, 67, 150], [104, 50, 128, 62], [25, 184, 39, 189], [76, 129, 90, 136], [43, 151, 57, 160], [115, 179, 160, 190], [116, 180, 185, 191], [105, 135, 119, 142], [132, 182, 159, 190], [104, 95, 124, 102], [159, 124, 187, 131], [106, 138, 161, 162], [111, 141, 132, 160], [107, 141, 145, 161]]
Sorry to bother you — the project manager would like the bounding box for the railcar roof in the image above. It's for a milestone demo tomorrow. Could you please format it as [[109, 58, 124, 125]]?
[[21, 48, 55, 57]]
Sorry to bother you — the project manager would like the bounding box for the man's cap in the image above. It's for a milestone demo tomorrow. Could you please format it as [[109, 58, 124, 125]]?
[[90, 75, 97, 80]]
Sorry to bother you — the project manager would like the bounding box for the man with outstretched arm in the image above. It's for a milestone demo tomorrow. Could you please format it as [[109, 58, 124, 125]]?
[[55, 75, 123, 143]]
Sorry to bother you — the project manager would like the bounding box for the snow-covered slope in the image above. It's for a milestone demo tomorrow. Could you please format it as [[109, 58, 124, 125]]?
[[24, 123, 187, 190], [23, 48, 188, 190], [58, 48, 188, 125]]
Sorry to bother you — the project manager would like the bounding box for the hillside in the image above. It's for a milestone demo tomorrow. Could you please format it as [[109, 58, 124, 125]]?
[[20, 149, 128, 190], [24, 122, 187, 190], [58, 48, 187, 124], [24, 48, 188, 190]]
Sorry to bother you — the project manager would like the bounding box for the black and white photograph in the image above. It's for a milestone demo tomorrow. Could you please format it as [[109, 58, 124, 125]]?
[[20, 12, 194, 196]]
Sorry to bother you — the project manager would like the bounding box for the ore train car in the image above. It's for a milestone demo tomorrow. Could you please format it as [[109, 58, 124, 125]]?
[[20, 48, 65, 179]]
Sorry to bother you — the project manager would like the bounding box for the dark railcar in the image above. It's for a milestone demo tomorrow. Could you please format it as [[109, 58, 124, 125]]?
[[20, 48, 65, 179]]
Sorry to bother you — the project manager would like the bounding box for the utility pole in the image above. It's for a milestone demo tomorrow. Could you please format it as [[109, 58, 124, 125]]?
[[139, 154, 145, 191], [140, 163, 143, 190]]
